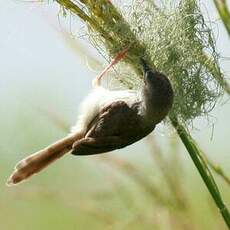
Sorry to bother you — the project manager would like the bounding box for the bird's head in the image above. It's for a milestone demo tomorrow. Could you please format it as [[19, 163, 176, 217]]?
[[141, 58, 169, 90], [140, 58, 174, 122]]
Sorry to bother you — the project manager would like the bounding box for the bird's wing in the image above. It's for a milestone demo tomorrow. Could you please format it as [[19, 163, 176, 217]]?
[[87, 101, 154, 138], [72, 101, 155, 155]]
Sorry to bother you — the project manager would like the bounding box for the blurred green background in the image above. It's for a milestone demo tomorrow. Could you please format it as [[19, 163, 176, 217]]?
[[0, 1, 229, 229]]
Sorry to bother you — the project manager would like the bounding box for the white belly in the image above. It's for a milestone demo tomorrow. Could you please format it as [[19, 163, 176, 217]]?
[[71, 87, 139, 134]]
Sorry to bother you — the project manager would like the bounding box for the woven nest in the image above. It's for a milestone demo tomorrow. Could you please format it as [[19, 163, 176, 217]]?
[[128, 0, 223, 124]]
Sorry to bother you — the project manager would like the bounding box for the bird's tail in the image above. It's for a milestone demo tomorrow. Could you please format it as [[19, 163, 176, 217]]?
[[6, 132, 82, 186]]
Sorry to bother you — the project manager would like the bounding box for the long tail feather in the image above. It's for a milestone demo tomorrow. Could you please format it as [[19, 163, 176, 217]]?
[[6, 132, 82, 186]]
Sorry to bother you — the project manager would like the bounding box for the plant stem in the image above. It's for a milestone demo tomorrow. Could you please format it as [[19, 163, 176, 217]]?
[[56, 0, 115, 44], [170, 116, 230, 228], [214, 0, 230, 37]]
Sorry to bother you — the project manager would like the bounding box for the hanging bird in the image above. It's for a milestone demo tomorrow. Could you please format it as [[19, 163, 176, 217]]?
[[7, 58, 174, 186]]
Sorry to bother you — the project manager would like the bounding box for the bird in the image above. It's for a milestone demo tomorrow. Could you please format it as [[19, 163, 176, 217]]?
[[6, 58, 174, 186]]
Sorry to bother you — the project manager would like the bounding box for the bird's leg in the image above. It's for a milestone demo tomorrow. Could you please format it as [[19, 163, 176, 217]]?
[[92, 46, 130, 88], [71, 136, 127, 155]]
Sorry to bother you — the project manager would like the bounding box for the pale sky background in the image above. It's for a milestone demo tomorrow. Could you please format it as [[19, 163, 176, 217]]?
[[0, 0, 229, 168]]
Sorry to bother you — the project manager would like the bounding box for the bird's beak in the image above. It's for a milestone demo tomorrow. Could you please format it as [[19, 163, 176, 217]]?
[[140, 58, 151, 75]]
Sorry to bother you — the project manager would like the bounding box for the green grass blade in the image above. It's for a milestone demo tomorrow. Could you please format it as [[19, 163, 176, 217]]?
[[214, 0, 230, 37], [170, 116, 230, 228]]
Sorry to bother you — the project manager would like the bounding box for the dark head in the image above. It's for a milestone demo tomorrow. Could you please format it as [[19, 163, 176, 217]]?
[[140, 58, 174, 123]]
